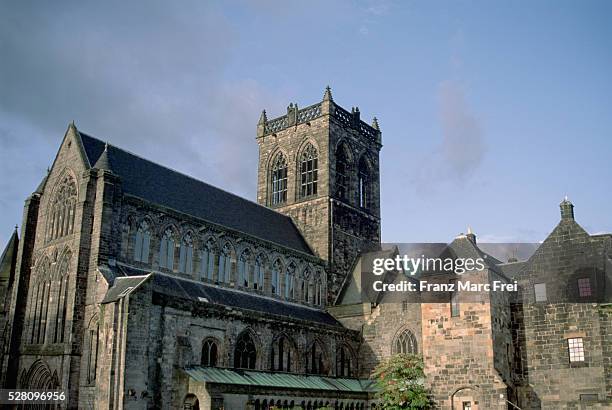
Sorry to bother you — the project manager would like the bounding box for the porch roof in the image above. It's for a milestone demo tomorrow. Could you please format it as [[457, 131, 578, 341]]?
[[184, 366, 377, 393]]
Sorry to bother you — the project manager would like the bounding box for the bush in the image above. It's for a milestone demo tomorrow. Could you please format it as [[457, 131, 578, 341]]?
[[370, 354, 432, 409]]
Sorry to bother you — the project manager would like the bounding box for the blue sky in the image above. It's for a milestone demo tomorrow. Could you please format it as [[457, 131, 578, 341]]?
[[1, 0, 611, 249]]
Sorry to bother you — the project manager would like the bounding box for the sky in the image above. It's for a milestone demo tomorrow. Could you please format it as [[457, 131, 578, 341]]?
[[1, 0, 611, 250]]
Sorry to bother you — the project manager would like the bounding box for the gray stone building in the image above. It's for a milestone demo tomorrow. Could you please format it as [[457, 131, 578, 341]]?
[[0, 88, 610, 409]]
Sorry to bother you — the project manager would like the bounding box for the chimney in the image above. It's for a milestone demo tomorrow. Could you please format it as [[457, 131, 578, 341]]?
[[560, 196, 574, 220], [466, 226, 477, 244]]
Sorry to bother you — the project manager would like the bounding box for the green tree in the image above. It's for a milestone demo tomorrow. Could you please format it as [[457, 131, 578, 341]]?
[[371, 353, 432, 409]]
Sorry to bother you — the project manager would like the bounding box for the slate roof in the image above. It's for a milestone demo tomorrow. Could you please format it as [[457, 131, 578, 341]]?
[[101, 266, 342, 327], [497, 261, 529, 279], [0, 229, 18, 285], [100, 275, 150, 303], [77, 131, 312, 255]]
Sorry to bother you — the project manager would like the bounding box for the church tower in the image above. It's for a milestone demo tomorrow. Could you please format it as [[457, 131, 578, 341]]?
[[256, 87, 382, 300]]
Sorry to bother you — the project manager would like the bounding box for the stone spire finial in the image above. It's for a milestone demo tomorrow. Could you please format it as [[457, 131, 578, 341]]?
[[104, 142, 108, 152], [258, 110, 267, 125], [372, 117, 380, 131], [323, 85, 333, 101], [560, 196, 574, 220], [14, 224, 18, 232]]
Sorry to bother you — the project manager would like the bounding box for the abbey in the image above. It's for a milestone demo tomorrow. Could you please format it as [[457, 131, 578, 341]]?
[[0, 88, 610, 409]]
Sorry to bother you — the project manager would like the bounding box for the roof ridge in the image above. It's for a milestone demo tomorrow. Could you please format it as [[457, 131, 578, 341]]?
[[79, 131, 297, 224]]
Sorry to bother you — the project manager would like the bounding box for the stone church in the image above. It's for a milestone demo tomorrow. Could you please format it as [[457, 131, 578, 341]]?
[[0, 88, 610, 409]]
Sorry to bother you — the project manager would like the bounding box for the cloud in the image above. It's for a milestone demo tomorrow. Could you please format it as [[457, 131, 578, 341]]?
[[0, 1, 291, 235], [412, 81, 486, 192], [438, 81, 486, 180]]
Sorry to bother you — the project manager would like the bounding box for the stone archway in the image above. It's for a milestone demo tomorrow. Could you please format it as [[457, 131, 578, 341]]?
[[183, 393, 200, 410], [20, 360, 59, 410], [451, 387, 479, 410]]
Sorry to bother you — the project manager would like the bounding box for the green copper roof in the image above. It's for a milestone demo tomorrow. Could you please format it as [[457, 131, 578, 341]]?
[[184, 367, 376, 393]]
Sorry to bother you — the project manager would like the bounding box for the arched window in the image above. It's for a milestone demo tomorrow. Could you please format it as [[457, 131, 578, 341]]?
[[218, 243, 233, 283], [336, 345, 353, 377], [300, 143, 318, 198], [253, 254, 265, 290], [335, 144, 351, 200], [133, 220, 151, 263], [178, 233, 194, 274], [301, 268, 311, 303], [53, 253, 70, 343], [284, 263, 296, 299], [199, 238, 216, 281], [159, 228, 175, 270], [313, 270, 323, 306], [306, 341, 326, 375], [31, 279, 50, 344], [393, 329, 417, 354], [271, 334, 296, 372], [358, 156, 371, 209], [86, 318, 99, 384], [271, 259, 282, 295], [234, 332, 257, 369], [46, 174, 77, 241], [202, 339, 218, 367], [271, 153, 288, 205], [238, 249, 252, 288]]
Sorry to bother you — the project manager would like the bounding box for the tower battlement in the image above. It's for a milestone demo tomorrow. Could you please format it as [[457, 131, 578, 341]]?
[[257, 87, 382, 144]]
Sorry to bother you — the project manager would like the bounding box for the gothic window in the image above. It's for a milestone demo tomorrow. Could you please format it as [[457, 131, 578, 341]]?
[[133, 220, 151, 263], [393, 329, 417, 354], [234, 332, 257, 369], [199, 239, 216, 281], [202, 339, 218, 367], [358, 156, 371, 209], [306, 341, 326, 375], [568, 337, 585, 362], [53, 254, 70, 343], [300, 268, 310, 303], [271, 153, 288, 205], [300, 144, 318, 198], [178, 233, 194, 274], [159, 229, 176, 270], [217, 243, 233, 283], [238, 249, 252, 288], [46, 174, 77, 241], [313, 271, 323, 306], [336, 345, 353, 377], [31, 280, 50, 344], [271, 259, 282, 295], [86, 319, 99, 384], [335, 144, 351, 200], [271, 334, 296, 372], [253, 254, 265, 290], [284, 263, 296, 299]]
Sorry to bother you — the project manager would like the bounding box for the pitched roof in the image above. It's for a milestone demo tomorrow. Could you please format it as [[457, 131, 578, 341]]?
[[497, 261, 528, 279], [101, 266, 342, 327], [0, 229, 19, 286], [77, 131, 312, 255]]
